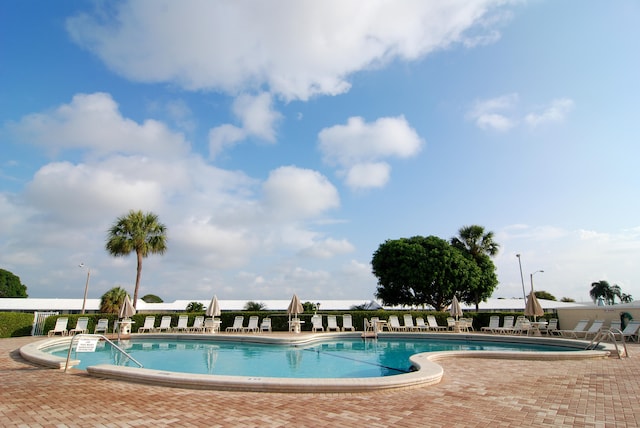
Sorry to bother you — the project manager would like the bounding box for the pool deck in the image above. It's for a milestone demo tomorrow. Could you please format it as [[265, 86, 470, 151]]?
[[2, 335, 640, 427]]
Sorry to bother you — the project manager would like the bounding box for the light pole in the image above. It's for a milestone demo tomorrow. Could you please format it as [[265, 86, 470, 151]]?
[[516, 254, 526, 301], [79, 263, 91, 314], [530, 270, 544, 293]]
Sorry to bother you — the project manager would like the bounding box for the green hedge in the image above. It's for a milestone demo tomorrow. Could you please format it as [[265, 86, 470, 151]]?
[[0, 313, 35, 338]]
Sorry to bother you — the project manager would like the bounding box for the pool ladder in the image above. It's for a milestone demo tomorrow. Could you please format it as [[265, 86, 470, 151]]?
[[586, 328, 628, 359], [64, 333, 143, 372]]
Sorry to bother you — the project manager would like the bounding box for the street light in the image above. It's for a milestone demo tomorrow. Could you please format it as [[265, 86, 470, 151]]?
[[530, 270, 544, 293], [79, 263, 91, 314], [516, 254, 526, 301]]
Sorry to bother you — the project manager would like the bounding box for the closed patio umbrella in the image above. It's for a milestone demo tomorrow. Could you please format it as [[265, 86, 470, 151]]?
[[119, 295, 136, 319], [287, 294, 303, 320], [525, 291, 544, 321], [449, 296, 463, 320], [206, 295, 221, 317]]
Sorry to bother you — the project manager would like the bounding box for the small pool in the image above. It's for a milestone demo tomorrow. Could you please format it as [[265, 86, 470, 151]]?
[[48, 336, 579, 379]]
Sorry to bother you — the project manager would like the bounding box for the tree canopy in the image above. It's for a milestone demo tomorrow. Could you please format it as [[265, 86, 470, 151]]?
[[105, 210, 167, 308], [590, 280, 633, 304], [0, 268, 28, 298], [372, 235, 481, 311], [142, 294, 164, 303], [100, 286, 129, 313]]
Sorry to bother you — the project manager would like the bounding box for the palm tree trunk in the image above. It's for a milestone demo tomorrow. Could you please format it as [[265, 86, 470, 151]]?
[[133, 250, 143, 308]]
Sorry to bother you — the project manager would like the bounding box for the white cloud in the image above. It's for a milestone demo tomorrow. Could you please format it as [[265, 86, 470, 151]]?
[[66, 1, 510, 100], [467, 93, 519, 131], [318, 116, 423, 189], [299, 238, 355, 259], [525, 98, 574, 127], [7, 93, 190, 158], [208, 92, 282, 158], [262, 166, 340, 220]]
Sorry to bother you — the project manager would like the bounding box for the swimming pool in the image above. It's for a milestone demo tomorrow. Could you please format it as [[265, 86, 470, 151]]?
[[48, 336, 580, 378], [24, 333, 609, 392]]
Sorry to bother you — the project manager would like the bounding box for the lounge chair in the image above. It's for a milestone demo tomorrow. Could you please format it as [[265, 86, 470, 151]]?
[[48, 317, 69, 337], [154, 316, 173, 332], [403, 314, 417, 331], [493, 316, 515, 334], [226, 316, 245, 332], [311, 314, 324, 332], [556, 319, 590, 338], [481, 316, 500, 333], [138, 316, 156, 333], [610, 320, 621, 331], [426, 315, 446, 331], [616, 320, 640, 342], [459, 318, 474, 332], [260, 318, 272, 332], [446, 317, 456, 331], [327, 315, 341, 332], [69, 317, 89, 335], [415, 317, 430, 331], [576, 320, 605, 339], [189, 316, 204, 332], [244, 316, 259, 333], [93, 318, 109, 334], [342, 314, 355, 331], [540, 318, 558, 335], [511, 317, 531, 335], [173, 315, 189, 332], [388, 315, 405, 331]]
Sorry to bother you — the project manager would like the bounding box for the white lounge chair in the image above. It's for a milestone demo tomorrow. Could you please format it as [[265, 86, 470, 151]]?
[[493, 316, 515, 334], [173, 315, 189, 332], [154, 316, 173, 332], [617, 320, 640, 342], [415, 317, 430, 331], [481, 316, 500, 333], [260, 318, 272, 332], [342, 314, 355, 331], [557, 319, 590, 338], [446, 317, 456, 331], [48, 317, 69, 337], [311, 314, 324, 332], [138, 316, 156, 333], [244, 316, 259, 333], [93, 318, 109, 334], [388, 315, 405, 331], [327, 315, 341, 332], [69, 317, 89, 335], [189, 316, 205, 332], [511, 317, 531, 335], [576, 320, 605, 339], [426, 315, 446, 331], [540, 318, 558, 335], [226, 316, 245, 332], [459, 318, 474, 332], [203, 317, 221, 333], [403, 314, 417, 331]]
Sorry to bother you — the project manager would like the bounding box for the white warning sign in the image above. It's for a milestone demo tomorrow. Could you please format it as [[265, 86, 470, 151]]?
[[76, 337, 99, 353]]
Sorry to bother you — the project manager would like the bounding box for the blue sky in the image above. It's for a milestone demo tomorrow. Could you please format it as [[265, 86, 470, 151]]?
[[1, 0, 639, 305]]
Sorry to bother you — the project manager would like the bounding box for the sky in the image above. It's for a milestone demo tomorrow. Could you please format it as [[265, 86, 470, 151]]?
[[1, 0, 639, 305]]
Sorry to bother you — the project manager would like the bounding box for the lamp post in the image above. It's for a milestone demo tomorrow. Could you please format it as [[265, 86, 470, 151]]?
[[516, 254, 526, 301], [530, 270, 544, 293], [79, 263, 91, 314]]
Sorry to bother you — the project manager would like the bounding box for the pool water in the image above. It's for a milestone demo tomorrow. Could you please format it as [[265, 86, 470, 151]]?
[[51, 338, 577, 378]]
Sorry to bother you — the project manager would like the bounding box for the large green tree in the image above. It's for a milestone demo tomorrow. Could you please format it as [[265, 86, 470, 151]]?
[[0, 269, 28, 297], [450, 225, 499, 310], [372, 235, 481, 311], [105, 210, 168, 308], [590, 280, 616, 305], [100, 286, 129, 313]]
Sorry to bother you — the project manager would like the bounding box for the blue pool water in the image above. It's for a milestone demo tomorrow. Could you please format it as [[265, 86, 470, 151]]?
[[50, 338, 577, 378]]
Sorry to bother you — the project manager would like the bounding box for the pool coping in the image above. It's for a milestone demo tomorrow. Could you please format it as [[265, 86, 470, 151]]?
[[20, 332, 612, 393]]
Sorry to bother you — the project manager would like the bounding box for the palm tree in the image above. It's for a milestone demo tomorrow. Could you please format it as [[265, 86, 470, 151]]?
[[100, 286, 129, 313], [451, 225, 500, 310], [186, 301, 204, 312], [589, 280, 615, 305], [105, 210, 168, 308], [244, 301, 267, 311]]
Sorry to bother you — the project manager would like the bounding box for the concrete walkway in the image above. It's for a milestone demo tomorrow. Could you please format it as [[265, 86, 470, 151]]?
[[1, 336, 638, 427]]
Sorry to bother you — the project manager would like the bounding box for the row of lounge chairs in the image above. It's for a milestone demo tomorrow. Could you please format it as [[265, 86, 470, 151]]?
[[308, 314, 356, 332], [363, 315, 454, 332], [551, 319, 640, 342]]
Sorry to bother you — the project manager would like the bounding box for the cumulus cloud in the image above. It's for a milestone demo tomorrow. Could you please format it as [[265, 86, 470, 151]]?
[[299, 237, 355, 259], [467, 93, 519, 131], [525, 98, 574, 127], [208, 92, 282, 158], [7, 92, 190, 158], [66, 1, 510, 100], [318, 116, 423, 189]]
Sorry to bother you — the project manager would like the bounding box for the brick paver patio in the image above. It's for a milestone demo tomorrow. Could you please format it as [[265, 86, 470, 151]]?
[[1, 336, 638, 427]]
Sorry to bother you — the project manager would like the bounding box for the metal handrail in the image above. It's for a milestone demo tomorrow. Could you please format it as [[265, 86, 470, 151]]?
[[64, 333, 143, 372], [586, 328, 628, 359]]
